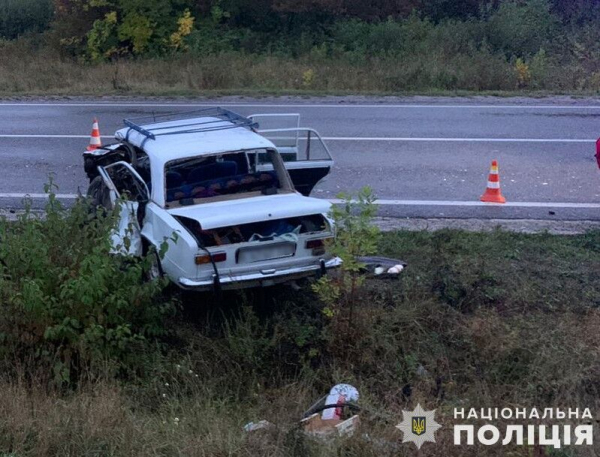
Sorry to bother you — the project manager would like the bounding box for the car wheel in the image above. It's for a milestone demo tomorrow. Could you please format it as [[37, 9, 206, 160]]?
[[144, 247, 163, 282]]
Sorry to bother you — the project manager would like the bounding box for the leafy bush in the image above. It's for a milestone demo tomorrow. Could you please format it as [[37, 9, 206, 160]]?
[[486, 0, 560, 57], [330, 16, 436, 58], [0, 0, 53, 39], [313, 187, 380, 327], [0, 183, 173, 385]]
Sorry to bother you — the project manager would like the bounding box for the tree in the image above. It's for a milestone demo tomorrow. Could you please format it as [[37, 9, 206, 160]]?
[[52, 0, 196, 60]]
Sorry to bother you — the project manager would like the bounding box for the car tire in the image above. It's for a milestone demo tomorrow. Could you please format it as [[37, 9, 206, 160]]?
[[143, 242, 163, 282]]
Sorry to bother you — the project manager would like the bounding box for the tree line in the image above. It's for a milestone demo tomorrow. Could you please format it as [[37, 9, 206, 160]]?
[[1, 0, 600, 69]]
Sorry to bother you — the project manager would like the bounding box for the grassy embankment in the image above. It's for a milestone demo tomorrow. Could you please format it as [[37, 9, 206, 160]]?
[[1, 46, 596, 98], [2, 18, 600, 98], [0, 197, 599, 456], [4, 0, 600, 97]]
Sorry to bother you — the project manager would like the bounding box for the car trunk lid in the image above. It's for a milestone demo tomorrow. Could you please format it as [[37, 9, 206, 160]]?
[[167, 193, 331, 230]]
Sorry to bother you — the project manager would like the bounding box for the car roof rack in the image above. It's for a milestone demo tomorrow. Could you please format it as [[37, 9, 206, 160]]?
[[123, 107, 259, 141]]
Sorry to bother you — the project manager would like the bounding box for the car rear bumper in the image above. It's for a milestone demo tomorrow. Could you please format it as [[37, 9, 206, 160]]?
[[178, 257, 342, 291]]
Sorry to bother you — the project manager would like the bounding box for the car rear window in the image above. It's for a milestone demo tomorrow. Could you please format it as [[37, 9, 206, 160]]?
[[165, 151, 281, 204]]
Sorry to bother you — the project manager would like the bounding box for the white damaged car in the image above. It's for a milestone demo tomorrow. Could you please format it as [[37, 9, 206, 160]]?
[[83, 108, 341, 291]]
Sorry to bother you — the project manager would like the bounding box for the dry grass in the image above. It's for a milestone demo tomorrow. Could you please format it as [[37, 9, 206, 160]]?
[[2, 310, 600, 456], [0, 39, 585, 96], [0, 375, 397, 456]]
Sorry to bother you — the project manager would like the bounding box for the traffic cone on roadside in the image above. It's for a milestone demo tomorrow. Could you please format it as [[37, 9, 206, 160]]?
[[87, 118, 102, 151], [480, 160, 506, 204]]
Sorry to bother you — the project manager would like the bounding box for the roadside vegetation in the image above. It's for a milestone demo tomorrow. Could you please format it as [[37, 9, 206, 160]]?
[[2, 0, 600, 95], [0, 187, 599, 456]]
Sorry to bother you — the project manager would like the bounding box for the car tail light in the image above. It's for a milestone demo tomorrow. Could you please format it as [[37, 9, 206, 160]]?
[[306, 239, 326, 256], [195, 252, 227, 265]]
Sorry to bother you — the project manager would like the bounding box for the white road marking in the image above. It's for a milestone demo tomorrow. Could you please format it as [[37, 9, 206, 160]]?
[[1, 193, 599, 209], [329, 199, 600, 209], [0, 193, 79, 199], [0, 134, 88, 138], [322, 137, 595, 143], [2, 102, 600, 109], [0, 192, 78, 200], [0, 134, 595, 143]]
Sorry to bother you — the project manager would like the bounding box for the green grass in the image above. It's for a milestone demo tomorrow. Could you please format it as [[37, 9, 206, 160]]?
[[1, 228, 599, 456]]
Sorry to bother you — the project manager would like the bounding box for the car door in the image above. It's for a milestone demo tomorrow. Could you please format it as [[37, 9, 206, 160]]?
[[249, 114, 334, 196], [256, 128, 334, 196], [97, 161, 150, 256]]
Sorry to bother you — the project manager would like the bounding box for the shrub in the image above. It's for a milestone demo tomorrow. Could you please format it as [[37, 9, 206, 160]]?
[[486, 0, 560, 57], [427, 18, 485, 56], [568, 22, 600, 73], [313, 187, 380, 328], [515, 57, 531, 88], [330, 16, 436, 58], [0, 183, 174, 385]]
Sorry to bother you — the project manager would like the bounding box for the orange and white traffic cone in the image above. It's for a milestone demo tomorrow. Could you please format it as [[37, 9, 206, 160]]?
[[480, 160, 506, 204], [87, 118, 102, 151]]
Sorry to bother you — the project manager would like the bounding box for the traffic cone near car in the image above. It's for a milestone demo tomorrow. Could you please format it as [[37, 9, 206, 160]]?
[[480, 160, 506, 204], [87, 118, 102, 151]]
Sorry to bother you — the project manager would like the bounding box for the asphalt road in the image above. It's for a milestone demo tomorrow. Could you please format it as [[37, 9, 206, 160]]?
[[1, 96, 600, 220]]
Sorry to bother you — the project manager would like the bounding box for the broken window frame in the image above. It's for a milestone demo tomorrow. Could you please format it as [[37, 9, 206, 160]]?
[[98, 161, 150, 203]]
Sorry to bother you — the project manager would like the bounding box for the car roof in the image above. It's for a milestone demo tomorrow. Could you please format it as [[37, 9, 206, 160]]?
[[114, 116, 276, 167]]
